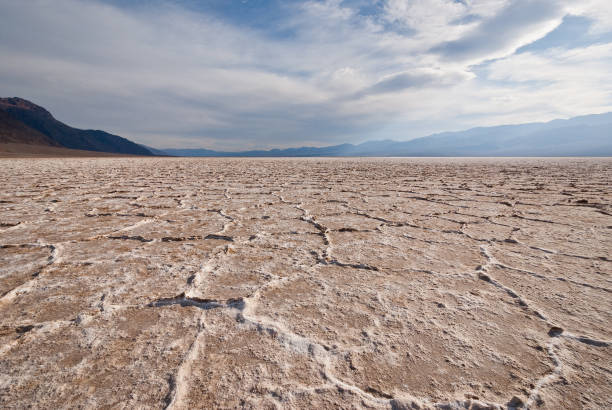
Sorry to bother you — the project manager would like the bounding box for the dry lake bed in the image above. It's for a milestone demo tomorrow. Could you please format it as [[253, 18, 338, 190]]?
[[0, 157, 610, 409]]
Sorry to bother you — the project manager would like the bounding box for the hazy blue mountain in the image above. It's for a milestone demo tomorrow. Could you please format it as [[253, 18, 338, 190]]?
[[160, 112, 612, 157], [139, 144, 172, 156], [163, 144, 356, 157]]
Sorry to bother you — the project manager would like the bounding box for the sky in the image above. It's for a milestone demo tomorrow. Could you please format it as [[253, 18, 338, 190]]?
[[0, 0, 611, 150]]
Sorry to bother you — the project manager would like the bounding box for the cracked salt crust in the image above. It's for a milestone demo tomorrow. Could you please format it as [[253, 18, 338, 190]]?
[[0, 157, 610, 409]]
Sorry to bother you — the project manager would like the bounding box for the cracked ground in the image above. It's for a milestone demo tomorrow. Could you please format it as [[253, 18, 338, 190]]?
[[0, 157, 611, 409]]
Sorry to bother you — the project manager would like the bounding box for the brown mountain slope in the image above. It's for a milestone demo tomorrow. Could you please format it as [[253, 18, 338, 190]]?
[[0, 110, 60, 146], [0, 97, 153, 155]]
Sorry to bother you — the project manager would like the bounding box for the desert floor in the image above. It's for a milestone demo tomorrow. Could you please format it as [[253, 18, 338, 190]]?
[[0, 157, 610, 409]]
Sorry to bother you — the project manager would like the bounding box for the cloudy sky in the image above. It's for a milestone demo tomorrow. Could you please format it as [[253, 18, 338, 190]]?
[[1, 0, 611, 149]]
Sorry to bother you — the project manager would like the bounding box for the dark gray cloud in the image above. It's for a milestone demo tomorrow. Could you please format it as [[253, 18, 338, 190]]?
[[364, 72, 440, 94], [358, 69, 469, 96]]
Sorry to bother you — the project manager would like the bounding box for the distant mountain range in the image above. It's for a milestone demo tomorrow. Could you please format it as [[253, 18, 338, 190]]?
[[1, 97, 610, 157], [163, 112, 612, 157], [0, 97, 152, 155]]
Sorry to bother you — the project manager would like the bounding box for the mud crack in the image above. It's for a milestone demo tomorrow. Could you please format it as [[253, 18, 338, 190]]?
[[148, 293, 245, 310]]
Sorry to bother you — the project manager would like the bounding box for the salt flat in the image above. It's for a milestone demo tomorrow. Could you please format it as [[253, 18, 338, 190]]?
[[0, 157, 610, 409]]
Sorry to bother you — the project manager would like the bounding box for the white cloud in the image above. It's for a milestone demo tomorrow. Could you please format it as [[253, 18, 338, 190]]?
[[0, 0, 610, 149], [431, 0, 565, 63], [564, 0, 612, 34]]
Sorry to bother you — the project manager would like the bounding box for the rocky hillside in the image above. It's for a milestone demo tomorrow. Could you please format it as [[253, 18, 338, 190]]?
[[0, 97, 152, 155]]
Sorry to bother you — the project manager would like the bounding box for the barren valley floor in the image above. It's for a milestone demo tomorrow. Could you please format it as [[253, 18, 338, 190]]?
[[0, 157, 610, 409]]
